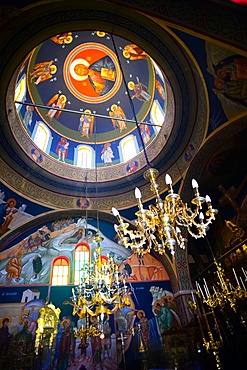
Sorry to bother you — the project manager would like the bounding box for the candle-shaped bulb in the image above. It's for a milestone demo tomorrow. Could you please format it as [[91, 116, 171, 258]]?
[[205, 195, 211, 203], [232, 268, 240, 286], [199, 212, 204, 220], [192, 179, 199, 197], [165, 174, 172, 185], [165, 174, 173, 193], [135, 187, 142, 199], [112, 207, 119, 216], [192, 179, 198, 189], [196, 281, 205, 299]]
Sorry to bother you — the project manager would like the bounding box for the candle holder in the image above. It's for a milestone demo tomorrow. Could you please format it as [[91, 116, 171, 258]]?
[[196, 261, 247, 312], [189, 291, 224, 369]]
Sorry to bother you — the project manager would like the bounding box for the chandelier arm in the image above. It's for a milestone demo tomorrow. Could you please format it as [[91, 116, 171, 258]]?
[[113, 168, 217, 255]]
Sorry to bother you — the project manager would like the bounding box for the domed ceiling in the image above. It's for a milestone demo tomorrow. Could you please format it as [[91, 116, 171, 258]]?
[[6, 27, 207, 210], [15, 31, 172, 173]]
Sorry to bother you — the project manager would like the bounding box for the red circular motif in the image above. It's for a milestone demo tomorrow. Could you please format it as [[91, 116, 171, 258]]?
[[63, 42, 122, 103]]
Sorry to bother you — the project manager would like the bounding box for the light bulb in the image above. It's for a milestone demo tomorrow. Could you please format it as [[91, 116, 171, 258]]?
[[205, 195, 211, 203], [112, 207, 119, 216], [192, 179, 198, 189], [165, 174, 172, 185], [135, 187, 142, 199]]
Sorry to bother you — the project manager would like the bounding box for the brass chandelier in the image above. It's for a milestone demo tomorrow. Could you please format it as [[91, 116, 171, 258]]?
[[71, 237, 128, 342], [112, 167, 218, 256]]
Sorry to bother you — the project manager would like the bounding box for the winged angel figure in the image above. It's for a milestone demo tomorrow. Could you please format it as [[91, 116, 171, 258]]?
[[109, 104, 127, 132]]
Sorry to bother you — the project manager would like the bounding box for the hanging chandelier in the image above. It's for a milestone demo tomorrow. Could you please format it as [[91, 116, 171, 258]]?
[[112, 167, 218, 256], [71, 236, 128, 342]]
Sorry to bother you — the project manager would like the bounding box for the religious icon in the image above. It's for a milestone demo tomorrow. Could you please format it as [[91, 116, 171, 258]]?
[[128, 77, 151, 102], [69, 55, 116, 96], [126, 160, 138, 174], [50, 32, 73, 45], [46, 94, 67, 121], [109, 104, 127, 132], [76, 197, 90, 209], [123, 44, 147, 60], [78, 110, 94, 138], [101, 142, 114, 166], [56, 137, 69, 162], [30, 60, 57, 85], [31, 148, 43, 163]]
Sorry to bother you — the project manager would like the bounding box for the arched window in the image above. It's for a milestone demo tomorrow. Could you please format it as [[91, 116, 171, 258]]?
[[51, 257, 69, 285], [32, 121, 52, 153], [74, 145, 95, 168], [74, 242, 90, 284], [119, 134, 138, 162], [15, 73, 27, 113], [150, 99, 165, 134]]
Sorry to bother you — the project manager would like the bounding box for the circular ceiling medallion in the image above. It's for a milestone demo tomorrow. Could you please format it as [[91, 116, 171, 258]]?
[[63, 42, 122, 103]]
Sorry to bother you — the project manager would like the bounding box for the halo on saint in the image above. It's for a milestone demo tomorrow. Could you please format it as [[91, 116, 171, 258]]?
[[69, 58, 90, 81], [128, 81, 135, 90]]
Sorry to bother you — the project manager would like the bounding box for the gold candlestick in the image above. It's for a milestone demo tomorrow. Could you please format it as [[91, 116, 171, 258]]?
[[190, 290, 224, 369]]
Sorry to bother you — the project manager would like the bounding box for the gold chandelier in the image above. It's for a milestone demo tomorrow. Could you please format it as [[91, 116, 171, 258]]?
[[71, 237, 128, 341], [112, 167, 218, 256]]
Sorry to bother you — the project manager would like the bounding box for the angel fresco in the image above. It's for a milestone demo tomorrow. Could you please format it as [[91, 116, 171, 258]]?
[[50, 32, 73, 45], [123, 44, 147, 60], [128, 77, 151, 102], [78, 109, 94, 138], [109, 104, 127, 132], [46, 94, 67, 121], [30, 60, 57, 85]]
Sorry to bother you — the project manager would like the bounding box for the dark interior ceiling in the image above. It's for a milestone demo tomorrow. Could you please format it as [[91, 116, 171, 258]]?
[[0, 0, 247, 269]]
